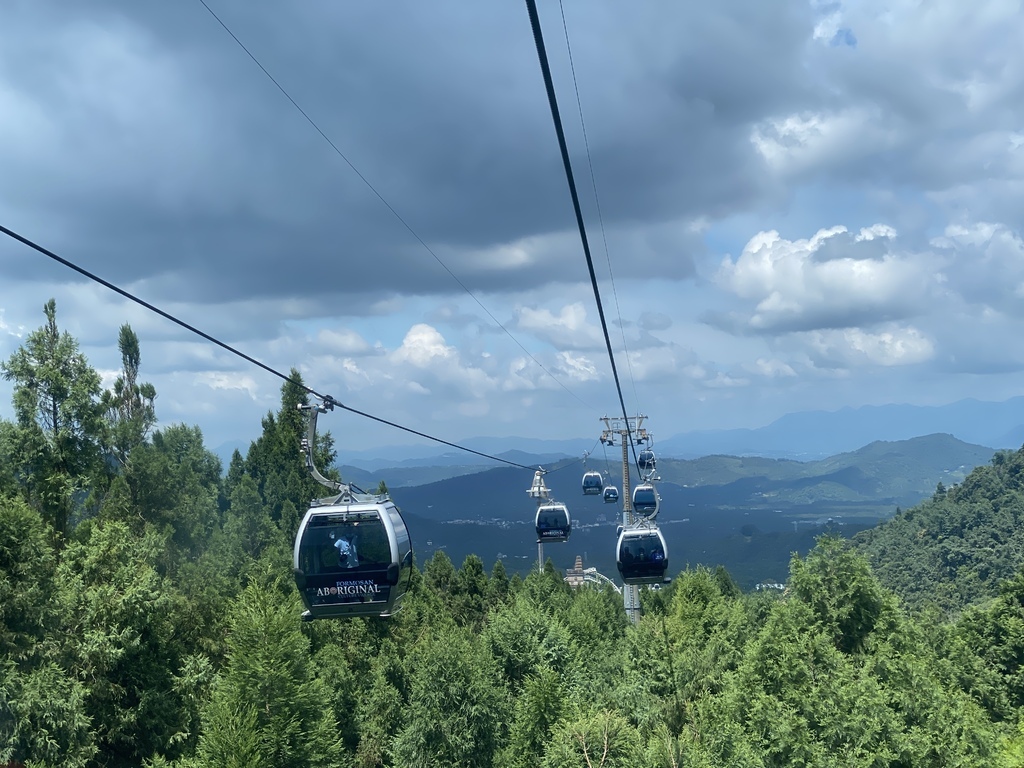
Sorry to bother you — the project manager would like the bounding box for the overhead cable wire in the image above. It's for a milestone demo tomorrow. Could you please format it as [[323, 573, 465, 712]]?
[[557, 0, 642, 414], [538, 436, 600, 476], [196, 0, 596, 414], [0, 222, 542, 473], [522, 0, 640, 469]]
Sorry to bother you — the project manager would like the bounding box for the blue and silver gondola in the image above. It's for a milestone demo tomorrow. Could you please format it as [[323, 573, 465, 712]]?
[[582, 470, 604, 495], [294, 498, 413, 619], [637, 448, 657, 475], [293, 403, 413, 620], [616, 525, 669, 585], [632, 482, 660, 518], [535, 501, 571, 543], [528, 469, 571, 543]]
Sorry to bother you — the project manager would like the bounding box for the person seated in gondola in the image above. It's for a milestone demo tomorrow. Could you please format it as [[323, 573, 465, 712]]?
[[651, 547, 664, 562], [331, 531, 359, 568]]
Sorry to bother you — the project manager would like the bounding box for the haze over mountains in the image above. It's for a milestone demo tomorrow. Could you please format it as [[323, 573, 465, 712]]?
[[318, 396, 1024, 469], [371, 432, 995, 589], [655, 396, 1024, 459], [211, 396, 1017, 588]]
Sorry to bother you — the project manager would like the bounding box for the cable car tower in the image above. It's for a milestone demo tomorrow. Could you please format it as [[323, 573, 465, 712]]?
[[600, 415, 651, 623], [527, 469, 570, 572]]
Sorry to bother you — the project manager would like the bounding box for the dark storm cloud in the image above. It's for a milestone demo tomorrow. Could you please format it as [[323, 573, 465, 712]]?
[[1, 0, 818, 306], [699, 307, 905, 338], [764, 3, 1024, 232]]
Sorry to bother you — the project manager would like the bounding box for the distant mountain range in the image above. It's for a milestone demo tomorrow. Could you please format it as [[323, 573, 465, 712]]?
[[655, 397, 1024, 459], [653, 433, 995, 507], [213, 399, 1012, 589], [212, 396, 1024, 473], [392, 433, 993, 525], [385, 432, 997, 589]]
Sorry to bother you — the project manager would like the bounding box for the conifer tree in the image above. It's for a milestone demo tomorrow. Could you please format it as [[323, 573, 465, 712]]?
[[101, 324, 156, 469], [392, 627, 507, 768], [57, 520, 186, 765], [241, 371, 337, 535], [1, 299, 104, 536], [196, 578, 345, 768]]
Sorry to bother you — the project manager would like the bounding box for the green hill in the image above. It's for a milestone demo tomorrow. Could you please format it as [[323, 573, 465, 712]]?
[[852, 444, 1024, 613], [387, 434, 997, 589], [656, 433, 994, 508]]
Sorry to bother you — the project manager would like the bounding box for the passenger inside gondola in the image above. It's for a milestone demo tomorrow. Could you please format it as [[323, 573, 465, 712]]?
[[619, 532, 668, 581], [331, 532, 358, 567], [303, 521, 391, 575]]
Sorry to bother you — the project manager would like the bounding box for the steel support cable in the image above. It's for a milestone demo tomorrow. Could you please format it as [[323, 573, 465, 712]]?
[[196, 0, 596, 415], [0, 222, 541, 472], [523, 0, 640, 469], [557, 0, 642, 414]]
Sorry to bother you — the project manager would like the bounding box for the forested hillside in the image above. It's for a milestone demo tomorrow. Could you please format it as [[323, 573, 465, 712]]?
[[853, 445, 1024, 614], [5, 302, 1024, 766]]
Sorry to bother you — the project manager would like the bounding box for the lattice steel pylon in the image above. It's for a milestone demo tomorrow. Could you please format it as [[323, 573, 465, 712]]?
[[599, 415, 650, 623]]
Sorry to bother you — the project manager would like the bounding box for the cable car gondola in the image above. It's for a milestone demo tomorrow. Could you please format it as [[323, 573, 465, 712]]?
[[582, 470, 603, 495], [294, 500, 413, 619], [293, 403, 413, 620], [528, 469, 571, 543], [616, 525, 669, 585], [638, 449, 657, 475], [535, 501, 571, 543], [603, 485, 619, 504], [632, 482, 660, 517]]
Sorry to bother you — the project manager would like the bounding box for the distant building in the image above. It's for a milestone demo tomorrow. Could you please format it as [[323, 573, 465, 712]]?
[[564, 555, 621, 594], [565, 555, 587, 588]]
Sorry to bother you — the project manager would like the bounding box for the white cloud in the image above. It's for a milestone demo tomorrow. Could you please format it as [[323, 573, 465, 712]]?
[[388, 323, 495, 401], [196, 372, 260, 400], [802, 326, 934, 368], [406, 380, 430, 395], [462, 240, 539, 271], [503, 358, 539, 392], [750, 109, 899, 176], [515, 302, 605, 350], [621, 343, 716, 385], [317, 328, 370, 355], [749, 358, 798, 378], [716, 225, 937, 332], [557, 351, 600, 382], [705, 372, 750, 388], [97, 368, 119, 390], [931, 222, 1024, 314], [391, 324, 457, 368], [0, 309, 20, 339]]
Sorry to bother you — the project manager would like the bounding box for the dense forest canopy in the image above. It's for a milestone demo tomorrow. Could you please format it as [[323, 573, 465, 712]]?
[[4, 301, 1024, 766], [853, 448, 1024, 615]]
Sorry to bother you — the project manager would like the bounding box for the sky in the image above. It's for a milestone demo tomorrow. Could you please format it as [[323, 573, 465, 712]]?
[[3, 0, 1024, 457]]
